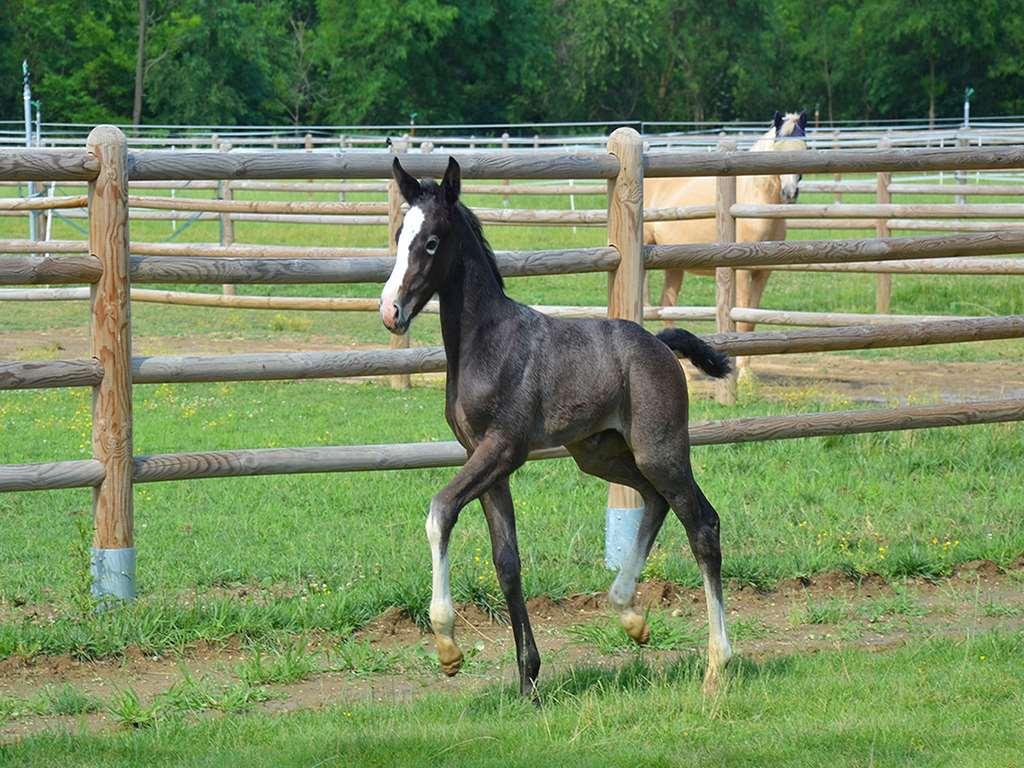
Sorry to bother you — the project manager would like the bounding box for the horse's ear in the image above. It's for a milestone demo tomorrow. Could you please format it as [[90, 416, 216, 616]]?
[[798, 111, 808, 129], [442, 156, 461, 207], [392, 158, 421, 204], [772, 111, 783, 131]]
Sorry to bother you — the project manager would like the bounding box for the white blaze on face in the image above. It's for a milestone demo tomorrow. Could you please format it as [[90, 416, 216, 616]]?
[[381, 205, 426, 326]]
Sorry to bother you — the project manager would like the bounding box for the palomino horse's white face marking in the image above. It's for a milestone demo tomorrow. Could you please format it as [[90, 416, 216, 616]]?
[[380, 205, 426, 330], [771, 114, 808, 203]]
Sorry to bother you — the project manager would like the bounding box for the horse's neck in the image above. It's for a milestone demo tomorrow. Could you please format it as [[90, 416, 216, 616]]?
[[438, 215, 508, 371], [740, 173, 781, 203], [741, 132, 782, 203]]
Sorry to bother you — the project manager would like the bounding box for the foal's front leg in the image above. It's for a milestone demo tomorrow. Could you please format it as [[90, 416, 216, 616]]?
[[481, 478, 540, 697], [426, 437, 523, 677]]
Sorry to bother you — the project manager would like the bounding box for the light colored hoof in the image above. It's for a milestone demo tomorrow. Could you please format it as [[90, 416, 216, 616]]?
[[701, 668, 723, 696], [702, 648, 733, 696], [436, 636, 464, 677], [620, 610, 650, 645]]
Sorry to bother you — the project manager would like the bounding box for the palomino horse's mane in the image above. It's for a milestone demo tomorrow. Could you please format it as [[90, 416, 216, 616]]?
[[751, 113, 805, 151]]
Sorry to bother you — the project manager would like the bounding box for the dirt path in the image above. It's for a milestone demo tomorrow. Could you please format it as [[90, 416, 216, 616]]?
[[2, 560, 1021, 743]]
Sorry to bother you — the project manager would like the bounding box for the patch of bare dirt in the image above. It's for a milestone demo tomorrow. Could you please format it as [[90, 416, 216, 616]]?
[[2, 563, 1022, 743]]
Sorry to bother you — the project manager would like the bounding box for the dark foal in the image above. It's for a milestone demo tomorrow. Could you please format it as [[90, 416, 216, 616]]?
[[381, 157, 734, 696]]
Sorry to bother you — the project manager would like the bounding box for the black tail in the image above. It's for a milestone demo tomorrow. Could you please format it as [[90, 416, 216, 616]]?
[[656, 328, 732, 379]]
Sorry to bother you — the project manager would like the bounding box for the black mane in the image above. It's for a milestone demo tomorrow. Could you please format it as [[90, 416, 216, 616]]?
[[456, 201, 505, 289]]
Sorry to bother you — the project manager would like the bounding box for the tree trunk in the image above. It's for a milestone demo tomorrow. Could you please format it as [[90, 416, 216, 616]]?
[[132, 0, 147, 130]]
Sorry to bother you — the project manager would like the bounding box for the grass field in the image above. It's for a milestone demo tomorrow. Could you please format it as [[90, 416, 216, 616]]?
[[1, 175, 1023, 761]]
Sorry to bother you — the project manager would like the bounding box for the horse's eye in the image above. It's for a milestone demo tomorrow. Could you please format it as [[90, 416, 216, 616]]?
[[425, 236, 440, 254]]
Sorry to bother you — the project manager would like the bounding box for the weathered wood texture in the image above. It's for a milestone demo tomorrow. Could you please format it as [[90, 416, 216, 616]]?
[[132, 347, 448, 384], [606, 127, 645, 513], [88, 125, 134, 551], [645, 146, 1024, 177], [0, 358, 104, 390], [732, 203, 1024, 219], [729, 308, 976, 327], [3, 316, 1018, 393], [218, 144, 236, 296], [715, 140, 739, 404], [0, 149, 99, 181], [0, 459, 105, 492], [130, 242, 388, 259], [875, 140, 893, 313], [0, 255, 102, 284], [128, 398, 1024, 484], [0, 287, 91, 300], [1, 239, 387, 258], [785, 218, 1024, 232], [702, 316, 1024, 356], [768, 257, 1024, 275], [644, 231, 1024, 270], [126, 247, 619, 285], [888, 183, 1024, 196], [127, 195, 389, 215], [0, 238, 90, 253], [130, 289, 379, 311], [0, 195, 88, 211], [127, 151, 619, 181]]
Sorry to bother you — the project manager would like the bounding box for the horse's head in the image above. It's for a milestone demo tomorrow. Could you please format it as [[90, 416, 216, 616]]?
[[770, 110, 808, 203], [381, 157, 462, 335]]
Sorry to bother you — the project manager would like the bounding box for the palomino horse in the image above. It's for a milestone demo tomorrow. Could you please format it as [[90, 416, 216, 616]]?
[[381, 157, 734, 698], [645, 111, 809, 351]]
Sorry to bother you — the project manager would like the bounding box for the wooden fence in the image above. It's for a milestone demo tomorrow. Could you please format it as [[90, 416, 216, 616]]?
[[2, 126, 1024, 598]]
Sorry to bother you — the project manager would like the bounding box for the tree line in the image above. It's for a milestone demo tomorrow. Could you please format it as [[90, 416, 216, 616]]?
[[1, 0, 1021, 130]]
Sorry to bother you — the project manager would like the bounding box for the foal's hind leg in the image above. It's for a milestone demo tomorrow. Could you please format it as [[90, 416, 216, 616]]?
[[655, 476, 732, 694], [567, 433, 669, 645]]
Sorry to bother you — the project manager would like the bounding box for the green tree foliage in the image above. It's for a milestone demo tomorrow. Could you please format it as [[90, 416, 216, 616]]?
[[2, 0, 1023, 126]]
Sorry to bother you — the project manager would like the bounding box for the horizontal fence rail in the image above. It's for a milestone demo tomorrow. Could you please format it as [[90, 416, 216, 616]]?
[[645, 230, 1024, 270], [127, 151, 621, 181], [123, 398, 1024, 484], [644, 146, 1024, 177], [3, 124, 1024, 600], [0, 149, 99, 181], [4, 317, 1020, 392]]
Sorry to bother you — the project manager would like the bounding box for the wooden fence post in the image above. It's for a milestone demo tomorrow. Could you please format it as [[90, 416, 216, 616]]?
[[501, 132, 511, 207], [955, 134, 968, 205], [604, 127, 645, 570], [387, 138, 411, 390], [715, 139, 739, 405], [875, 137, 892, 313], [87, 125, 134, 602], [218, 142, 236, 296], [833, 129, 843, 202]]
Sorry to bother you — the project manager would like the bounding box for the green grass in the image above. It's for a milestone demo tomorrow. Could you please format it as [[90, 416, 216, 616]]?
[[3, 632, 1022, 767], [791, 597, 850, 626], [327, 638, 408, 676], [858, 589, 927, 623], [568, 611, 700, 653], [1, 376, 1022, 660], [236, 639, 317, 685]]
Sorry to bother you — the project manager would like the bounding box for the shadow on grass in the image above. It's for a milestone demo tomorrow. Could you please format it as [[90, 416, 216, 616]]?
[[464, 652, 799, 715]]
